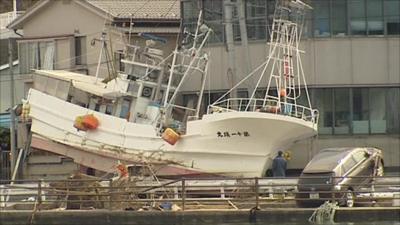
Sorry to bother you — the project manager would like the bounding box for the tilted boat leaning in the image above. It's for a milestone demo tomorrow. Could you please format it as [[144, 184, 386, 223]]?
[[25, 0, 318, 177]]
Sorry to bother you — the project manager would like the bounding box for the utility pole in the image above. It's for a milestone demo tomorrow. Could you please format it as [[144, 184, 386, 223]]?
[[13, 0, 17, 13], [237, 0, 251, 73], [8, 38, 17, 177]]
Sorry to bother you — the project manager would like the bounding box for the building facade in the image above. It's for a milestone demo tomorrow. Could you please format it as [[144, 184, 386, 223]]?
[[180, 0, 400, 170]]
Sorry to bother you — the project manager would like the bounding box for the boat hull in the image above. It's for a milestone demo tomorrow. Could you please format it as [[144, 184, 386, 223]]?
[[27, 89, 317, 177]]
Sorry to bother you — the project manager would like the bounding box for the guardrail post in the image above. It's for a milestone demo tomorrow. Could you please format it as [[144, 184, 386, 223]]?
[[37, 180, 42, 210], [181, 179, 186, 211], [331, 178, 336, 205], [255, 177, 259, 208], [65, 180, 69, 208], [108, 179, 113, 210]]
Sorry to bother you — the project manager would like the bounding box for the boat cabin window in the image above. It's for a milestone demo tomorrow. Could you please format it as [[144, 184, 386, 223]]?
[[128, 82, 140, 95], [94, 103, 100, 112], [76, 102, 87, 108], [114, 50, 125, 72], [105, 105, 113, 115], [352, 150, 368, 164], [120, 99, 131, 120]]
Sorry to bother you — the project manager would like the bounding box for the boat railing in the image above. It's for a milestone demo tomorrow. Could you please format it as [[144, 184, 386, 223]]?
[[208, 98, 319, 124], [174, 50, 207, 71], [122, 44, 164, 68]]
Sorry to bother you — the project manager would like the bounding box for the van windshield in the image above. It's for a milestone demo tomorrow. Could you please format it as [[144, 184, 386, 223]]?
[[303, 150, 351, 173]]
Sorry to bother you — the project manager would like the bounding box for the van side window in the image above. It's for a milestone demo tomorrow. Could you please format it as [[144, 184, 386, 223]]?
[[342, 156, 357, 174], [352, 151, 367, 163]]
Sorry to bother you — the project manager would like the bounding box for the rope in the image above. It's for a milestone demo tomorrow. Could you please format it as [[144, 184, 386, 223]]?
[[308, 201, 338, 224]]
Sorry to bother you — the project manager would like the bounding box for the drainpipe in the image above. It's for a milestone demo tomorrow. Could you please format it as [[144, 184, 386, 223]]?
[[13, 29, 23, 37], [8, 38, 17, 179], [13, 0, 17, 14]]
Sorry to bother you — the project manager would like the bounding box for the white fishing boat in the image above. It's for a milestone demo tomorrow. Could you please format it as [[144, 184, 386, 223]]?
[[24, 0, 318, 177]]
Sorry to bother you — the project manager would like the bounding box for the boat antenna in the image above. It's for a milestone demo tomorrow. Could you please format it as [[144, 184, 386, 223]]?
[[94, 11, 112, 83], [94, 28, 107, 83]]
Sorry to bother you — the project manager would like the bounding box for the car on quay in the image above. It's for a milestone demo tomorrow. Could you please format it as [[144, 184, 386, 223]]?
[[296, 147, 384, 207]]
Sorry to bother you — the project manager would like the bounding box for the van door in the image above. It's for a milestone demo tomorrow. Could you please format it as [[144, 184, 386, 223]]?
[[341, 155, 358, 187], [348, 150, 373, 187]]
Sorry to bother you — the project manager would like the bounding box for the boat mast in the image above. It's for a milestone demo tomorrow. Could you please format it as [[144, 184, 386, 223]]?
[[248, 0, 312, 111], [162, 11, 211, 120]]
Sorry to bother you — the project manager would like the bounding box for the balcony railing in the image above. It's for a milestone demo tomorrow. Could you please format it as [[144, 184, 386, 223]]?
[[0, 11, 24, 30]]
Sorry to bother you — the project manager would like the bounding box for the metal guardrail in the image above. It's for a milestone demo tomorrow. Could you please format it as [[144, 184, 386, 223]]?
[[0, 151, 11, 181], [208, 98, 319, 124], [0, 176, 399, 211]]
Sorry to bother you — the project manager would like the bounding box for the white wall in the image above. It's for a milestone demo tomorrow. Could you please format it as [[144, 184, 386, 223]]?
[[184, 37, 400, 92], [0, 65, 30, 113]]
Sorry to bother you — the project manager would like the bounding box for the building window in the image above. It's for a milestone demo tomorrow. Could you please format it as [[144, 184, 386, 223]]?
[[19, 40, 55, 74], [313, 0, 331, 37], [246, 0, 268, 40], [203, 0, 224, 43], [332, 0, 348, 36], [352, 88, 369, 134], [367, 0, 384, 35], [384, 0, 400, 34], [386, 87, 400, 134], [350, 0, 367, 35], [75, 36, 86, 66], [334, 88, 350, 134], [369, 88, 387, 133], [313, 89, 333, 135], [312, 87, 399, 135], [182, 0, 201, 40]]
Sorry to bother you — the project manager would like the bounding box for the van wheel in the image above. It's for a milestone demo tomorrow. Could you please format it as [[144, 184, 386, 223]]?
[[345, 190, 355, 207]]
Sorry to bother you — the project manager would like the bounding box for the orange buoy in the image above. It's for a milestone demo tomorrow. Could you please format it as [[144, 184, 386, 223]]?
[[162, 128, 180, 145], [280, 89, 286, 97], [74, 116, 88, 131], [82, 114, 99, 130]]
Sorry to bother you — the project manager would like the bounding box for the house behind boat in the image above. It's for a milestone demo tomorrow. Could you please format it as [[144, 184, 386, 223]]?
[[4, 0, 181, 179]]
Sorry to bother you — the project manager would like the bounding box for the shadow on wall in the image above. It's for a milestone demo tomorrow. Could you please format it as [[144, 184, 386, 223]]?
[[0, 39, 17, 66]]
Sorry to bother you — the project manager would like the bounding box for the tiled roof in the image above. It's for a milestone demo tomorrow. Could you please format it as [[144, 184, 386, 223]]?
[[86, 0, 180, 20]]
